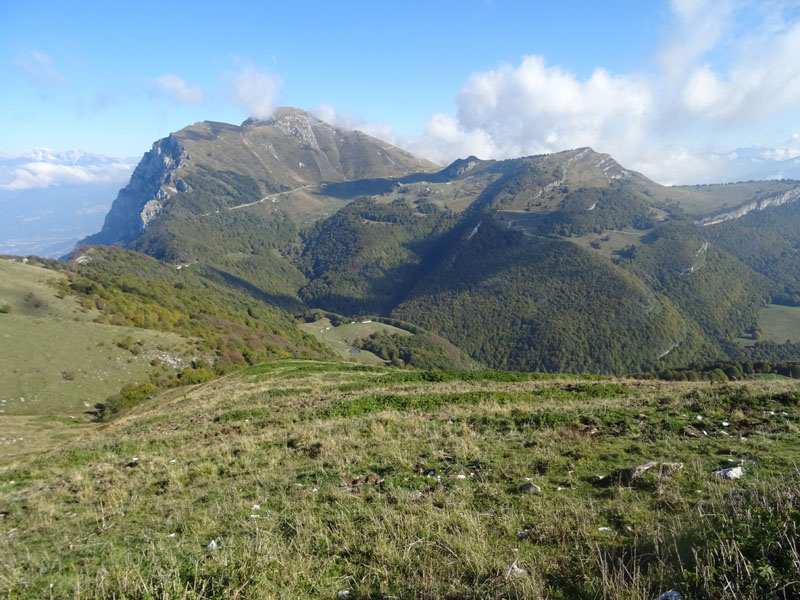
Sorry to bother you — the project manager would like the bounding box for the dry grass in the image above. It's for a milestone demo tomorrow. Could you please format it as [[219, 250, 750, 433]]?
[[1, 359, 799, 598]]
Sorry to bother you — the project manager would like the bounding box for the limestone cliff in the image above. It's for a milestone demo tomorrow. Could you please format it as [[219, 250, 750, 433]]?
[[79, 134, 189, 246]]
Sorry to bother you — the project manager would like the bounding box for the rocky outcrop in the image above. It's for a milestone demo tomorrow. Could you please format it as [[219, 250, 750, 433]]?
[[698, 187, 800, 226], [78, 134, 189, 247]]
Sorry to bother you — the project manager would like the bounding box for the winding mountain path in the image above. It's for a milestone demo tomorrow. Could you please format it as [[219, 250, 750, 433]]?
[[200, 184, 318, 216]]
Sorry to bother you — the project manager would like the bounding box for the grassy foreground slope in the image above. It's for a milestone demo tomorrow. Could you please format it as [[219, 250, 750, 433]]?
[[2, 359, 799, 599], [0, 258, 202, 460]]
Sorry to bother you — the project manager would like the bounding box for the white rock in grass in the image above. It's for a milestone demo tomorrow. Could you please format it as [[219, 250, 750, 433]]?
[[714, 466, 745, 480], [337, 591, 352, 600], [505, 562, 527, 578], [206, 539, 217, 550], [252, 504, 260, 511]]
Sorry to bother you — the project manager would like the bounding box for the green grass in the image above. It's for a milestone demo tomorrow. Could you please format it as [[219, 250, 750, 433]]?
[[299, 318, 412, 364], [0, 258, 203, 462], [739, 304, 800, 345], [0, 259, 93, 321], [2, 358, 799, 598], [568, 228, 648, 258]]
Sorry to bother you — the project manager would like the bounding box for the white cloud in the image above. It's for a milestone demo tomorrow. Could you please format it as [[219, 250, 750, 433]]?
[[153, 74, 204, 104], [658, 0, 735, 82], [229, 63, 281, 120], [312, 2, 800, 184], [416, 56, 653, 163], [0, 150, 135, 191], [408, 1, 800, 183], [313, 104, 398, 143]]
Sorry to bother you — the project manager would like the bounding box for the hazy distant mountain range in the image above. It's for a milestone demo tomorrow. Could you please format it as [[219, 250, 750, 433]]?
[[0, 150, 135, 257]]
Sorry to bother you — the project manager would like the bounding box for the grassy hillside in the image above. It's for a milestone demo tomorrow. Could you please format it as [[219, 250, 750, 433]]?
[[1, 358, 798, 598], [0, 258, 203, 461], [298, 317, 410, 364], [64, 246, 326, 368]]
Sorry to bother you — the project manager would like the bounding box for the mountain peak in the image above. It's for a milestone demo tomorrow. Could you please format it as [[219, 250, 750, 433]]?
[[241, 107, 321, 129]]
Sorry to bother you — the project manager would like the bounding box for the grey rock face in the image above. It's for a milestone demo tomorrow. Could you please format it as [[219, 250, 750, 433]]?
[[78, 134, 189, 247]]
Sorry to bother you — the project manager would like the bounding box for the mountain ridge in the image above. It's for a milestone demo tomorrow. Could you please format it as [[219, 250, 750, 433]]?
[[64, 109, 800, 374]]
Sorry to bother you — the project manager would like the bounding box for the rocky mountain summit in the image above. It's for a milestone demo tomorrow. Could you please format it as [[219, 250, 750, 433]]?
[[79, 108, 437, 248]]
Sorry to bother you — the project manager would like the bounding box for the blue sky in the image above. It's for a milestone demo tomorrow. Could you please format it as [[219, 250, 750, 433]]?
[[3, 0, 800, 184]]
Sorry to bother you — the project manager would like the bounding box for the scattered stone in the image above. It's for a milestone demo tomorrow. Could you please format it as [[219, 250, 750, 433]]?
[[598, 527, 612, 532], [455, 473, 467, 479], [504, 562, 527, 578], [337, 590, 352, 600], [714, 466, 745, 480], [681, 425, 700, 438], [206, 539, 217, 550], [252, 504, 260, 510], [517, 528, 531, 539], [168, 533, 175, 538], [722, 421, 730, 427], [589, 474, 607, 484], [519, 482, 541, 494], [626, 461, 659, 480]]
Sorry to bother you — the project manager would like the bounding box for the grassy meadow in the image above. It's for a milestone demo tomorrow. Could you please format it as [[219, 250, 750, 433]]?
[[0, 258, 202, 461], [298, 318, 411, 364], [741, 304, 800, 345], [1, 358, 799, 598]]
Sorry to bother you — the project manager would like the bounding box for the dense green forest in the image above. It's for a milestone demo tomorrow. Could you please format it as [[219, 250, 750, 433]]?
[[618, 220, 768, 343], [393, 220, 693, 373], [707, 201, 800, 304], [299, 197, 461, 314]]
